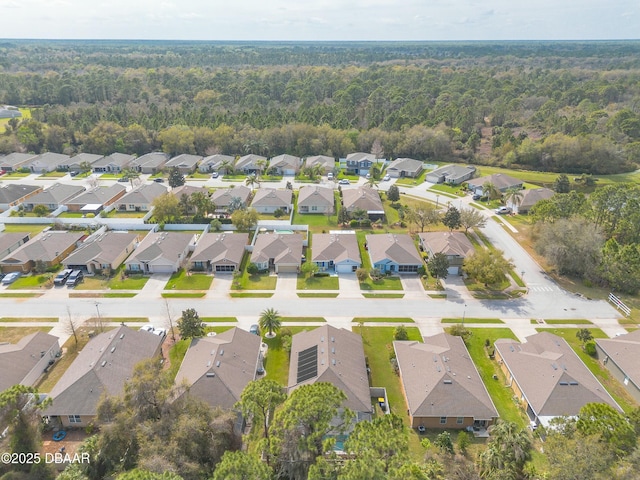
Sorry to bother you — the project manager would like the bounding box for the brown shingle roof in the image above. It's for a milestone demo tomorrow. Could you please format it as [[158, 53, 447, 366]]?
[[0, 331, 59, 392], [366, 233, 422, 266], [517, 188, 554, 210], [596, 330, 640, 390], [0, 231, 84, 265], [117, 182, 167, 205], [190, 233, 248, 267], [251, 233, 303, 266], [211, 186, 251, 208], [63, 232, 138, 267], [311, 233, 361, 265], [298, 186, 334, 209], [342, 187, 384, 213], [418, 232, 474, 258], [250, 188, 292, 209]]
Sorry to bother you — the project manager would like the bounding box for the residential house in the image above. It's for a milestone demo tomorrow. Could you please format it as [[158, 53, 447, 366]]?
[[165, 154, 202, 174], [23, 183, 86, 212], [170, 184, 209, 203], [385, 158, 423, 178], [494, 332, 622, 428], [311, 233, 361, 273], [342, 187, 385, 221], [467, 173, 523, 195], [174, 328, 263, 410], [198, 154, 235, 174], [116, 183, 167, 212], [426, 164, 476, 185], [0, 106, 22, 119], [269, 154, 301, 176], [25, 152, 70, 173], [0, 184, 42, 211], [63, 231, 139, 274], [288, 325, 372, 419], [297, 186, 334, 214], [124, 231, 195, 274], [45, 326, 162, 428], [190, 232, 248, 273], [0, 230, 84, 273], [304, 155, 335, 174], [0, 232, 31, 259], [595, 330, 640, 403], [508, 188, 554, 214], [235, 154, 267, 175], [129, 152, 170, 174], [0, 153, 37, 172], [250, 188, 292, 214], [211, 186, 251, 214], [92, 153, 135, 173], [64, 184, 127, 214], [345, 152, 377, 176], [366, 233, 423, 274], [418, 231, 474, 275], [250, 232, 303, 273], [64, 153, 104, 173], [395, 333, 498, 430], [0, 332, 60, 392]]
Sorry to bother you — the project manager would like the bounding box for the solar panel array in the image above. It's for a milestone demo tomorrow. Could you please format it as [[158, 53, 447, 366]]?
[[297, 345, 318, 383]]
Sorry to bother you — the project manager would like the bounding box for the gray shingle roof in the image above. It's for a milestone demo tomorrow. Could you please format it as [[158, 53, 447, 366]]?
[[170, 185, 208, 200], [468, 173, 523, 191], [0, 232, 30, 256], [386, 157, 423, 174], [235, 154, 267, 170], [200, 154, 235, 170], [0, 184, 41, 204], [0, 153, 37, 169], [1, 231, 84, 265], [595, 330, 640, 390], [26, 152, 70, 170], [311, 233, 361, 265], [27, 183, 86, 205], [517, 188, 554, 210], [298, 186, 334, 209], [126, 232, 193, 264], [418, 232, 474, 258], [117, 182, 167, 205], [250, 188, 292, 209], [269, 154, 301, 170], [342, 187, 384, 213], [304, 155, 335, 172], [67, 153, 104, 169], [130, 152, 170, 169], [63, 231, 138, 267], [190, 232, 248, 266], [65, 184, 126, 207], [211, 186, 251, 208], [346, 152, 376, 163], [166, 154, 203, 169], [251, 233, 303, 266], [92, 153, 135, 169], [0, 331, 59, 392], [366, 233, 422, 266]]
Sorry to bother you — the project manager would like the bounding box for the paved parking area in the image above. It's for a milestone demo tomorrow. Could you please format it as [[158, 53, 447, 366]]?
[[273, 273, 298, 298], [337, 273, 362, 298], [400, 275, 424, 298]]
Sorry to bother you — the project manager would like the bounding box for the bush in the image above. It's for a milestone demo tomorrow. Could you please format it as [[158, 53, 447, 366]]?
[[273, 208, 286, 218], [210, 219, 222, 231], [394, 325, 409, 341], [360, 219, 372, 227], [246, 263, 260, 275], [314, 272, 330, 277], [369, 269, 384, 281], [349, 219, 359, 228], [584, 340, 597, 356], [86, 213, 95, 218]]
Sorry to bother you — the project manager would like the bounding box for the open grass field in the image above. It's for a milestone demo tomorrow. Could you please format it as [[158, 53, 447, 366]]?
[[0, 108, 31, 126], [0, 317, 57, 323], [165, 269, 213, 290]]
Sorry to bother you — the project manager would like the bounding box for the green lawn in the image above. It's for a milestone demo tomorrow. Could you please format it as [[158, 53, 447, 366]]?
[[161, 292, 206, 298], [296, 274, 339, 290], [234, 271, 277, 290], [229, 292, 274, 298], [442, 318, 504, 324], [0, 327, 51, 345], [0, 224, 49, 234], [74, 276, 109, 290], [362, 293, 404, 298], [187, 172, 211, 179], [539, 319, 593, 325], [0, 108, 31, 126], [57, 212, 91, 218], [108, 274, 149, 290], [395, 170, 427, 186], [428, 183, 467, 196], [167, 338, 190, 380], [0, 317, 57, 323], [38, 171, 67, 178], [281, 317, 326, 322], [69, 292, 137, 298], [352, 317, 414, 323], [263, 327, 311, 385], [101, 210, 148, 218], [360, 276, 403, 291], [201, 317, 238, 323], [297, 293, 339, 298], [165, 269, 213, 290], [2, 172, 31, 178], [8, 274, 52, 289], [0, 293, 42, 298]]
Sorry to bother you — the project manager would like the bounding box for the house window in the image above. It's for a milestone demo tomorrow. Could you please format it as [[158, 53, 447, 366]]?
[[456, 417, 464, 424], [68, 415, 81, 424], [440, 417, 447, 424], [129, 264, 141, 271], [128, 204, 135, 210], [311, 206, 317, 211]]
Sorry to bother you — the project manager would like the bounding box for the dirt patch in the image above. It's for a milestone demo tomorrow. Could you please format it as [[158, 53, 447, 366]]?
[[42, 428, 89, 459]]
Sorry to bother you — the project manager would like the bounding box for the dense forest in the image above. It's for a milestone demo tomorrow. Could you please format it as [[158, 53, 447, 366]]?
[[1, 40, 640, 174]]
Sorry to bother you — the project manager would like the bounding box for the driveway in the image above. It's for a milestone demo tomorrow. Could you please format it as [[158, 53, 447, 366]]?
[[399, 274, 424, 298], [338, 273, 362, 298], [137, 273, 171, 297], [206, 273, 233, 298], [273, 273, 298, 299]]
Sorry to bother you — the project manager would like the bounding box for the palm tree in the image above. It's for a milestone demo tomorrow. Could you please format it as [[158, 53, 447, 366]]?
[[245, 174, 260, 190], [120, 168, 140, 188], [259, 308, 281, 338], [219, 158, 234, 175], [482, 181, 500, 201], [479, 420, 532, 478], [503, 187, 524, 213], [365, 175, 379, 189]]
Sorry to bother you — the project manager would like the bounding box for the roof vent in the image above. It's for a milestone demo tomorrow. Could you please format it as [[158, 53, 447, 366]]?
[[101, 360, 107, 367], [559, 381, 569, 385], [321, 336, 325, 342], [206, 361, 211, 367], [570, 381, 578, 385], [211, 349, 215, 355], [332, 359, 336, 365], [119, 334, 125, 339], [110, 347, 116, 353], [220, 349, 224, 356], [444, 379, 453, 384], [206, 372, 215, 377], [331, 337, 335, 343], [331, 347, 335, 354], [216, 361, 221, 367]]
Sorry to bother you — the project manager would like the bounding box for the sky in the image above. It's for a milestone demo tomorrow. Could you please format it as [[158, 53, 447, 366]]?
[[0, 0, 638, 41]]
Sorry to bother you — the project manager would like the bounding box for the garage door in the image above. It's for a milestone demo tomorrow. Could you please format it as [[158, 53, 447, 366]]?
[[150, 265, 175, 274], [276, 265, 299, 273], [215, 265, 236, 272], [447, 266, 460, 275], [336, 264, 354, 273]]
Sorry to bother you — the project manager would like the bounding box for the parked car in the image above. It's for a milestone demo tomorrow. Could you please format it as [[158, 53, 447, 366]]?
[[153, 178, 165, 183], [65, 270, 84, 287], [117, 177, 129, 182], [153, 328, 167, 338], [69, 171, 79, 177], [338, 179, 350, 185], [0, 170, 6, 176], [383, 174, 391, 181], [211, 171, 219, 178], [472, 193, 482, 200], [494, 206, 512, 215], [249, 324, 260, 335], [54, 269, 74, 286], [365, 173, 371, 179], [140, 325, 155, 333], [327, 172, 334, 180], [1, 272, 21, 285]]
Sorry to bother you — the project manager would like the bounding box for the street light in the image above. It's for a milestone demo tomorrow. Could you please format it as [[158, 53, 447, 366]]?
[[462, 303, 467, 326], [436, 194, 440, 208]]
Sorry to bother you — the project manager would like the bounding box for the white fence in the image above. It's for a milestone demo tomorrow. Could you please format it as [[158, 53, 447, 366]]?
[[608, 292, 631, 316]]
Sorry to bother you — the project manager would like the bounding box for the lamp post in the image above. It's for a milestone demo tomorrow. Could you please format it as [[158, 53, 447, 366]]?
[[462, 303, 467, 326], [436, 194, 440, 209], [522, 270, 527, 294], [94, 301, 103, 332]]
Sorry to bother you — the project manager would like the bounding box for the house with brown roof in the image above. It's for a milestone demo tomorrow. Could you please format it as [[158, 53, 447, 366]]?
[[198, 154, 235, 174], [288, 325, 372, 418], [312, 233, 361, 273], [45, 326, 163, 428], [508, 187, 554, 214], [166, 154, 202, 174], [595, 330, 640, 403], [250, 233, 303, 273], [250, 188, 292, 214], [92, 153, 135, 173], [190, 232, 248, 273], [64, 184, 127, 213], [116, 182, 167, 212], [0, 231, 84, 274], [385, 158, 423, 178], [124, 232, 195, 274], [304, 155, 335, 174], [0, 232, 31, 259], [366, 233, 423, 274], [211, 186, 251, 214], [426, 164, 476, 185], [342, 187, 385, 221], [0, 184, 42, 211], [0, 153, 37, 172], [0, 331, 60, 392], [174, 327, 263, 410], [467, 173, 523, 195], [129, 152, 170, 174], [269, 154, 301, 176], [63, 231, 139, 274], [298, 186, 334, 214], [394, 333, 498, 430], [418, 231, 474, 275], [23, 183, 86, 211], [235, 154, 267, 175], [494, 332, 622, 428]]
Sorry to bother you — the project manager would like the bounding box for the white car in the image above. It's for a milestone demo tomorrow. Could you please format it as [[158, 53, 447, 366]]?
[[211, 172, 219, 178], [1, 272, 21, 285], [338, 179, 350, 185], [383, 174, 391, 181], [327, 172, 334, 180], [140, 325, 155, 333], [154, 328, 167, 338], [494, 206, 512, 215]]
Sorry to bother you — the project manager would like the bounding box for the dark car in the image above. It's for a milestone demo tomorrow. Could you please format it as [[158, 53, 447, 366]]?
[[153, 178, 165, 183], [472, 193, 482, 200], [54, 269, 74, 286], [249, 324, 260, 335], [69, 171, 79, 177], [117, 177, 129, 182], [66, 270, 84, 287]]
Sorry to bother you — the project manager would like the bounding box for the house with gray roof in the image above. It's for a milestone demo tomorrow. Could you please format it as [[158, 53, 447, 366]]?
[[64, 153, 104, 173], [198, 154, 236, 174], [426, 164, 476, 185], [174, 327, 263, 410], [0, 232, 31, 259], [342, 187, 385, 221], [304, 155, 335, 174], [116, 182, 167, 212], [125, 231, 195, 274], [395, 333, 498, 430], [190, 232, 248, 273], [385, 158, 423, 178], [0, 331, 60, 393], [65, 184, 126, 213], [312, 233, 360, 273], [235, 154, 267, 175], [298, 186, 334, 214], [269, 154, 301, 176], [251, 233, 303, 273], [250, 188, 292, 214], [23, 183, 86, 211], [595, 330, 640, 403], [130, 152, 170, 174], [92, 153, 135, 173], [0, 230, 84, 273], [166, 154, 202, 174], [345, 152, 378, 176], [211, 186, 251, 213], [288, 325, 372, 418], [508, 187, 554, 214], [63, 231, 139, 274], [366, 233, 423, 274], [25, 152, 70, 173], [418, 231, 474, 275], [495, 332, 622, 428], [0, 153, 37, 172], [0, 183, 42, 211], [45, 326, 163, 428], [0, 106, 22, 119], [467, 173, 523, 194]]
